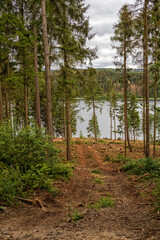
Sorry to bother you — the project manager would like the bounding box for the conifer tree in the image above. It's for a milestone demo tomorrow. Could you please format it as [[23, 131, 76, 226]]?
[[144, 0, 150, 157], [54, 0, 96, 160], [41, 0, 53, 138], [85, 68, 101, 141], [149, 0, 160, 157], [111, 4, 133, 155]]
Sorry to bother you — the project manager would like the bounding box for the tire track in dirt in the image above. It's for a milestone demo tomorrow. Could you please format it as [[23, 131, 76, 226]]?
[[74, 143, 160, 240], [0, 141, 160, 240]]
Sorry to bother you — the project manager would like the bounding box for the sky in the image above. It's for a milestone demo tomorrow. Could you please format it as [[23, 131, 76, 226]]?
[[85, 0, 135, 68]]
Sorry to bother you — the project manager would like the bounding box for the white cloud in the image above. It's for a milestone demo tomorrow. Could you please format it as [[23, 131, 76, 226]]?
[[85, 0, 136, 68]]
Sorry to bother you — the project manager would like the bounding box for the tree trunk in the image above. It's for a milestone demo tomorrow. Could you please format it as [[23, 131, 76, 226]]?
[[24, 78, 28, 126], [114, 105, 116, 140], [5, 90, 9, 120], [144, 0, 150, 157], [93, 99, 97, 141], [153, 69, 157, 158], [65, 86, 71, 161], [142, 51, 146, 154], [124, 41, 132, 156], [20, 1, 28, 126], [64, 102, 66, 138], [63, 40, 71, 160], [41, 0, 53, 138], [0, 79, 3, 122], [153, 49, 157, 157], [61, 108, 64, 139], [110, 102, 112, 140], [34, 24, 41, 128], [133, 118, 135, 142]]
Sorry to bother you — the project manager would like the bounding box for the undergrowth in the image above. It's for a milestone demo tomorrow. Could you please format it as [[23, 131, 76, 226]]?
[[89, 195, 115, 209], [121, 158, 160, 177], [72, 209, 84, 221], [94, 178, 103, 184], [0, 124, 73, 205], [121, 157, 160, 211], [91, 169, 101, 174]]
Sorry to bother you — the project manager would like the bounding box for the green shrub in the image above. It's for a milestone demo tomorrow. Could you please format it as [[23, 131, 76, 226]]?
[[0, 124, 58, 171], [91, 169, 101, 174], [93, 178, 103, 184], [50, 162, 73, 180], [153, 182, 160, 211], [114, 154, 128, 163], [89, 196, 115, 210], [0, 164, 60, 205], [104, 155, 110, 162], [72, 209, 84, 221], [0, 167, 24, 204], [122, 158, 160, 176], [0, 124, 73, 205]]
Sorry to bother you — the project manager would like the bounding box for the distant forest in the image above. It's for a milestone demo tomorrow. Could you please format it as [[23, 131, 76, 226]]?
[[73, 68, 156, 99]]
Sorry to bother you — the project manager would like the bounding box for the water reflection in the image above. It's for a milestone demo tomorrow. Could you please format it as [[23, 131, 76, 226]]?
[[74, 100, 157, 140]]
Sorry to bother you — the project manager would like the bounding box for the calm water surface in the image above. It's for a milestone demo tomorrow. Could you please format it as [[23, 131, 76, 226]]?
[[73, 100, 159, 140]]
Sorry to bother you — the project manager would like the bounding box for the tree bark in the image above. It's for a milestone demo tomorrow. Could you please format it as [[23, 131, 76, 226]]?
[[144, 0, 150, 157], [33, 24, 41, 128], [93, 99, 97, 141], [114, 105, 116, 140], [153, 46, 158, 157], [110, 102, 112, 140], [153, 69, 157, 157], [143, 50, 146, 154], [24, 79, 28, 126], [41, 0, 53, 138], [0, 79, 3, 122], [20, 2, 28, 127], [61, 107, 64, 139], [65, 86, 71, 161], [124, 41, 132, 156], [5, 90, 9, 120]]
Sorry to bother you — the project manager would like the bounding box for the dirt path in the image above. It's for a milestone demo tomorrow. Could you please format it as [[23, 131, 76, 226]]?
[[0, 141, 160, 240]]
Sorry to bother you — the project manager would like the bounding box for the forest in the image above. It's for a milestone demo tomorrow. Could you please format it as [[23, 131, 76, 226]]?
[[0, 0, 160, 239]]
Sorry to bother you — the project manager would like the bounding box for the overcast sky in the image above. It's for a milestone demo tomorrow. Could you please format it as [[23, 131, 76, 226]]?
[[85, 0, 135, 68]]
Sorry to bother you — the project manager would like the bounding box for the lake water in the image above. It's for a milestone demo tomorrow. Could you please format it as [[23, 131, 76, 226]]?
[[73, 100, 159, 140]]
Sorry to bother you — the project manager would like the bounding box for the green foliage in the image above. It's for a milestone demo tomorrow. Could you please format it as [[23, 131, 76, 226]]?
[[89, 196, 115, 210], [50, 162, 73, 180], [97, 139, 106, 143], [72, 209, 84, 221], [0, 124, 73, 205], [104, 156, 110, 162], [113, 154, 129, 163], [153, 182, 160, 211], [0, 167, 24, 204], [0, 124, 57, 171], [122, 158, 160, 177], [91, 169, 101, 174], [87, 115, 101, 138], [0, 206, 6, 211], [128, 94, 140, 138], [93, 178, 103, 184]]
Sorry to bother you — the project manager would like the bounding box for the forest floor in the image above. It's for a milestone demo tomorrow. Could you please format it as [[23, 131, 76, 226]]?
[[0, 139, 160, 240]]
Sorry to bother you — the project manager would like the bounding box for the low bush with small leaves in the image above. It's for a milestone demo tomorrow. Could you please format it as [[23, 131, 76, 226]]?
[[121, 158, 160, 177], [94, 178, 103, 184], [91, 169, 101, 174], [72, 209, 84, 221], [0, 124, 73, 205], [153, 182, 160, 211], [89, 195, 115, 210], [121, 157, 160, 211]]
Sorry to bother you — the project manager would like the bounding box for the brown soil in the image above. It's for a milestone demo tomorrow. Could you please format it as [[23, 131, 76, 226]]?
[[0, 139, 160, 240]]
